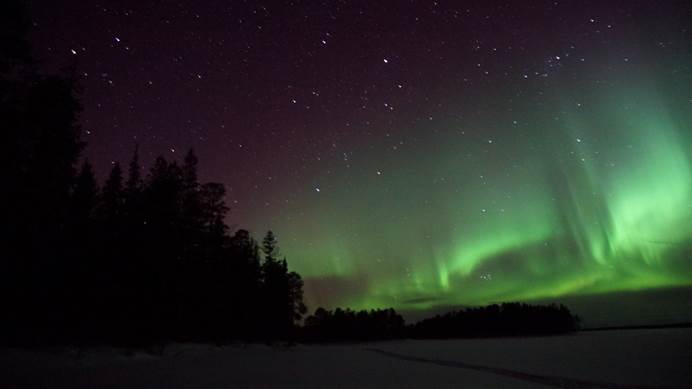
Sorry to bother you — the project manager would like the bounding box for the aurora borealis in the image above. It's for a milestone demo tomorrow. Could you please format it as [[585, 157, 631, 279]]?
[[29, 1, 692, 316], [275, 69, 692, 311]]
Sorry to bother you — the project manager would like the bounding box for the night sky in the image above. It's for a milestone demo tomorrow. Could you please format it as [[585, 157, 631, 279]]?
[[29, 1, 692, 314]]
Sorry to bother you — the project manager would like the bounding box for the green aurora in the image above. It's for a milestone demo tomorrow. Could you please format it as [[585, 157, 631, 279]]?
[[251, 55, 692, 314], [28, 0, 692, 324]]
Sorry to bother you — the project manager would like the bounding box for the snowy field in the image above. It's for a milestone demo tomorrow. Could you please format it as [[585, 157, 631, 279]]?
[[3, 328, 691, 388]]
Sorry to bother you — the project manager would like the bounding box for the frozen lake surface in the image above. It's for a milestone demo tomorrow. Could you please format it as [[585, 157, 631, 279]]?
[[3, 328, 691, 388]]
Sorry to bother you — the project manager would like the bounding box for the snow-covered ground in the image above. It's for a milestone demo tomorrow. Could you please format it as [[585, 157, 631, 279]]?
[[3, 328, 691, 388]]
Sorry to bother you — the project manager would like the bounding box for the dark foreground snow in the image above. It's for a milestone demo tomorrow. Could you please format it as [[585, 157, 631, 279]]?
[[3, 328, 691, 388]]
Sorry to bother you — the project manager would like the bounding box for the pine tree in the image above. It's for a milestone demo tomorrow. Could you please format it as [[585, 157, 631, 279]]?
[[125, 145, 143, 195], [199, 183, 228, 232], [262, 230, 279, 262], [182, 148, 198, 190], [259, 231, 307, 338], [99, 162, 124, 220], [181, 148, 202, 241], [71, 160, 99, 222], [286, 269, 307, 324]]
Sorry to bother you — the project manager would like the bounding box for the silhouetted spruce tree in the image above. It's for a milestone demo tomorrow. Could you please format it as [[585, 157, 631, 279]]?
[[180, 149, 203, 267], [198, 183, 228, 236], [144, 157, 183, 337], [228, 229, 262, 337], [122, 147, 144, 284], [262, 230, 279, 261], [99, 163, 124, 221], [285, 267, 308, 328], [95, 162, 129, 337], [113, 147, 150, 342], [182, 148, 198, 188], [66, 160, 101, 340], [260, 231, 285, 337], [71, 160, 99, 221], [125, 145, 143, 197], [259, 231, 308, 339]]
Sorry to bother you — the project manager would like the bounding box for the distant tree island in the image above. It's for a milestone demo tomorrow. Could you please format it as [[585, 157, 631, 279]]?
[[299, 303, 578, 342]]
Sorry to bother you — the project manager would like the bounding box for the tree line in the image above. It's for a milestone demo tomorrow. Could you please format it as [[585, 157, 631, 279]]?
[[300, 303, 579, 342], [301, 307, 406, 341], [5, 140, 308, 345], [1, 1, 305, 345], [408, 303, 580, 339]]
